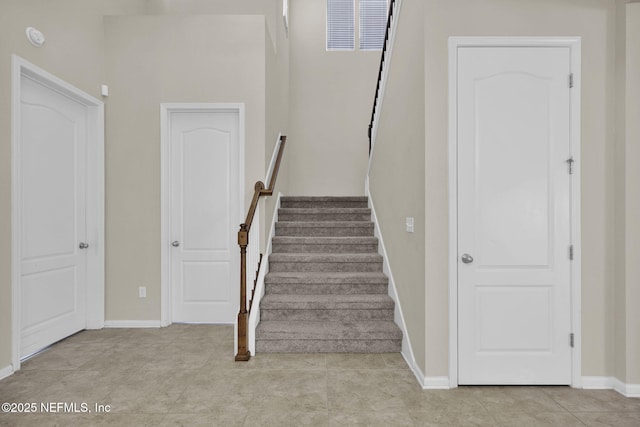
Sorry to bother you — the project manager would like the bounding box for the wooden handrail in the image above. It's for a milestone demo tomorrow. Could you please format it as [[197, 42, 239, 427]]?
[[368, 0, 397, 154], [235, 135, 286, 361]]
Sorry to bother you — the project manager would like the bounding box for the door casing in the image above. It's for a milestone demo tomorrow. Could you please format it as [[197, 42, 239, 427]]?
[[447, 37, 582, 388], [160, 103, 245, 326], [11, 55, 105, 370]]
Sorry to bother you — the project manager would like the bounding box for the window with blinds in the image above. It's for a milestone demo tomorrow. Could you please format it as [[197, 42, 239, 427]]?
[[360, 0, 388, 50], [327, 0, 355, 50]]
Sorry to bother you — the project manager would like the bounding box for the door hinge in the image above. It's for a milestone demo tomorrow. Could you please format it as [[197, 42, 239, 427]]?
[[566, 157, 574, 174], [570, 333, 575, 348], [569, 73, 574, 88], [569, 245, 574, 260]]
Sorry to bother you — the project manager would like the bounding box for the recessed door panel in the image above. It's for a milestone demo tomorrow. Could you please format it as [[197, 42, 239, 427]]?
[[475, 73, 551, 268], [182, 129, 231, 251]]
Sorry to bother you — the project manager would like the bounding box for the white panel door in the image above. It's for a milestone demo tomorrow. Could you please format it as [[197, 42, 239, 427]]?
[[170, 111, 239, 323], [457, 47, 573, 384], [20, 75, 88, 357]]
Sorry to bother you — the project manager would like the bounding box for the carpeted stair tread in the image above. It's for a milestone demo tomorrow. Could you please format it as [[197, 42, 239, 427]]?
[[269, 253, 382, 263], [275, 222, 374, 237], [280, 197, 369, 209], [272, 236, 378, 243], [269, 253, 383, 272], [256, 340, 401, 353], [261, 294, 395, 309], [265, 271, 388, 284], [281, 196, 369, 202], [278, 208, 371, 215], [256, 320, 402, 341], [278, 208, 372, 222], [272, 237, 378, 253], [276, 221, 372, 227], [264, 272, 389, 295]]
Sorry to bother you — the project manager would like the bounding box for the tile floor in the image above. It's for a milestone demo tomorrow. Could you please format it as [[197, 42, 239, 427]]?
[[0, 324, 638, 426]]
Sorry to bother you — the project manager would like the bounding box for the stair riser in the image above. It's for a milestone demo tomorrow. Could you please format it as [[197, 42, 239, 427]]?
[[260, 309, 394, 321], [280, 201, 368, 209], [272, 243, 378, 254], [275, 226, 374, 237], [278, 213, 371, 222], [269, 261, 382, 273], [266, 284, 388, 295], [256, 340, 401, 353]]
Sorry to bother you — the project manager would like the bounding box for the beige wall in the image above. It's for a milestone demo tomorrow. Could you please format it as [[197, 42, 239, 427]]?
[[288, 0, 379, 196], [0, 0, 146, 371], [104, 15, 268, 321], [624, 2, 640, 384], [614, 0, 628, 385], [144, 0, 278, 47], [368, 0, 426, 374]]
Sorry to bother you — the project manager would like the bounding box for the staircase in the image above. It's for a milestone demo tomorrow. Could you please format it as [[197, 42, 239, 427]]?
[[255, 196, 402, 353]]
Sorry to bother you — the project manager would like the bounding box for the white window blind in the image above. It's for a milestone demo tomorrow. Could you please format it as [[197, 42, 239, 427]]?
[[327, 0, 355, 50], [360, 0, 388, 50]]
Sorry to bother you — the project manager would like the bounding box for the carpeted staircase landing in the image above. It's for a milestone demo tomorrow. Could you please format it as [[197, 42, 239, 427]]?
[[255, 196, 402, 353]]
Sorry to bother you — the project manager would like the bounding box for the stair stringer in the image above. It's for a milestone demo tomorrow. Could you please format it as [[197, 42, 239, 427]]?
[[366, 181, 424, 387], [248, 192, 282, 355]]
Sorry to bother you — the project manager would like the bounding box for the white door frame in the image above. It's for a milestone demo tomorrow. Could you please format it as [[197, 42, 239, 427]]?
[[11, 55, 105, 370], [447, 37, 582, 388], [160, 103, 245, 326]]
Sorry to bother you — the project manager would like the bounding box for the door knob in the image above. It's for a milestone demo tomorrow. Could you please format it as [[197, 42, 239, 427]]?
[[79, 242, 89, 249], [172, 241, 180, 247], [461, 253, 474, 264]]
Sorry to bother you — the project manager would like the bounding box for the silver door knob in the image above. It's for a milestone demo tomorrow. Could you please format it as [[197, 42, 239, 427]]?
[[461, 253, 474, 264], [79, 242, 89, 249], [172, 241, 180, 247]]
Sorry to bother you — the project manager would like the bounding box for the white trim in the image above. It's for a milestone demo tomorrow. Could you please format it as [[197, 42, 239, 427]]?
[[582, 377, 640, 398], [366, 179, 420, 384], [0, 365, 14, 381], [581, 376, 616, 390], [160, 103, 246, 327], [367, 0, 403, 175], [104, 320, 162, 328], [423, 377, 452, 390], [447, 37, 582, 387], [248, 191, 283, 355], [11, 55, 105, 371]]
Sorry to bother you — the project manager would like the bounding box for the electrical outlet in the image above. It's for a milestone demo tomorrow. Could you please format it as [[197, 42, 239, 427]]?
[[406, 217, 414, 233], [138, 286, 146, 298]]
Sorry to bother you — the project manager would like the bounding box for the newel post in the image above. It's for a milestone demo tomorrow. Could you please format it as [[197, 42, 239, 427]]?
[[235, 223, 250, 361]]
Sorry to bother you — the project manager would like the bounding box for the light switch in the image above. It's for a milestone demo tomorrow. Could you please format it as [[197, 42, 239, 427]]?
[[406, 217, 414, 233]]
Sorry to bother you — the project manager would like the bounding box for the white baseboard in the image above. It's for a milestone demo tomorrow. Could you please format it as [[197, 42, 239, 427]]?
[[0, 365, 14, 381], [398, 354, 451, 390], [103, 320, 162, 328], [423, 376, 452, 390], [582, 376, 640, 398]]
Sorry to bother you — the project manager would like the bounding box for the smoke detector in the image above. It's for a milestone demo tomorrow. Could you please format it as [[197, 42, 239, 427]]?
[[26, 27, 45, 47]]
